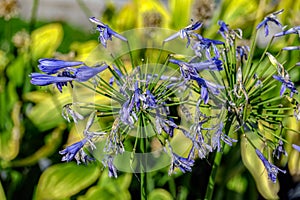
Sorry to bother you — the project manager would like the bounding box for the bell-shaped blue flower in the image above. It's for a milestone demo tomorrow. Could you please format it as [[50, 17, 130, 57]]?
[[59, 139, 88, 162], [256, 9, 283, 36], [164, 21, 202, 47], [273, 74, 298, 97], [274, 26, 300, 37], [74, 64, 108, 82], [38, 58, 83, 74], [255, 149, 286, 183], [89, 17, 127, 48]]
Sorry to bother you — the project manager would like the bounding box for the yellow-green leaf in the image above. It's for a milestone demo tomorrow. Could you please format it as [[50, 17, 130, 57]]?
[[11, 125, 64, 167], [25, 91, 72, 131], [148, 188, 173, 200], [78, 172, 132, 200], [169, 0, 193, 29], [36, 163, 101, 200], [0, 102, 23, 161], [0, 180, 6, 200], [30, 23, 63, 61]]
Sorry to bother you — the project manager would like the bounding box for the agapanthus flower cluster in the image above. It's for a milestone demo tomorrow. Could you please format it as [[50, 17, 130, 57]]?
[[30, 9, 300, 185]]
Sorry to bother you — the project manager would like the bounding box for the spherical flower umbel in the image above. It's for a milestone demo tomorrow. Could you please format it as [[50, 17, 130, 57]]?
[[30, 9, 300, 194]]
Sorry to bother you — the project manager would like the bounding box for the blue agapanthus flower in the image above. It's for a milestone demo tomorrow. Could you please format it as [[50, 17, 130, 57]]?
[[59, 139, 88, 162], [38, 58, 83, 74], [211, 122, 237, 152], [193, 35, 224, 58], [89, 17, 127, 48], [169, 58, 223, 104], [274, 26, 300, 37], [255, 149, 286, 183], [273, 74, 298, 97], [292, 144, 300, 152], [273, 140, 288, 160], [218, 20, 229, 39], [282, 46, 300, 51], [102, 155, 118, 178], [164, 20, 202, 47], [256, 9, 283, 36], [30, 58, 108, 92]]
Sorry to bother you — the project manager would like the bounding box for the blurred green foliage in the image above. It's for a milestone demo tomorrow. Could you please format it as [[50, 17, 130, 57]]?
[[0, 0, 300, 200]]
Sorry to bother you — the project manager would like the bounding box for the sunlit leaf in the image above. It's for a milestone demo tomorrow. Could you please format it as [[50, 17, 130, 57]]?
[[0, 180, 6, 200], [136, 0, 170, 28], [287, 117, 300, 176], [36, 162, 101, 200], [0, 102, 23, 161], [98, 171, 132, 190], [30, 23, 63, 61], [221, 0, 257, 28], [78, 172, 132, 200], [148, 188, 173, 200], [70, 40, 99, 62], [24, 91, 72, 131], [0, 50, 10, 71], [114, 3, 137, 31], [6, 54, 28, 87], [11, 125, 64, 167], [169, 0, 193, 29]]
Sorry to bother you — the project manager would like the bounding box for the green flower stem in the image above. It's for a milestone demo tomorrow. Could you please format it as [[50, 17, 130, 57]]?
[[204, 113, 234, 200], [204, 150, 223, 200], [139, 114, 147, 200], [29, 0, 39, 32]]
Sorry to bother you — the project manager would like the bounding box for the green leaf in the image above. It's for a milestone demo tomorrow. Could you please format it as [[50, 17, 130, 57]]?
[[11, 125, 64, 167], [0, 180, 6, 200], [6, 54, 28, 87], [78, 172, 132, 200], [148, 188, 173, 200], [98, 170, 132, 190], [169, 0, 193, 29], [36, 163, 101, 200], [0, 102, 23, 161], [30, 23, 63, 61], [24, 91, 72, 131]]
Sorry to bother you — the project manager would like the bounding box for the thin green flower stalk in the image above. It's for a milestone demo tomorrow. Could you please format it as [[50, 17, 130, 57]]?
[[29, 9, 300, 199]]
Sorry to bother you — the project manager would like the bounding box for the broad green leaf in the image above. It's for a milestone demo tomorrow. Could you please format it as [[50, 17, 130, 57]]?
[[114, 3, 137, 31], [287, 117, 300, 176], [11, 125, 64, 167], [30, 23, 63, 61], [288, 149, 300, 176], [241, 134, 280, 199], [148, 188, 173, 200], [6, 54, 28, 87], [24, 91, 72, 131], [36, 162, 101, 200], [136, 0, 170, 28], [70, 40, 98, 62], [78, 185, 130, 200], [221, 0, 257, 28], [98, 171, 132, 190], [0, 102, 23, 161], [0, 50, 10, 71], [169, 0, 193, 29], [78, 172, 132, 200], [0, 180, 6, 200]]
